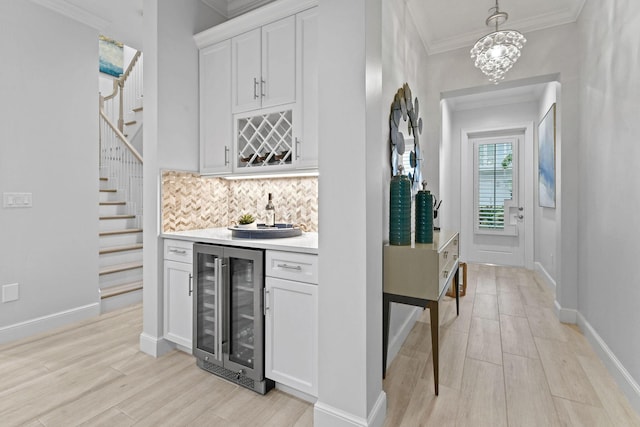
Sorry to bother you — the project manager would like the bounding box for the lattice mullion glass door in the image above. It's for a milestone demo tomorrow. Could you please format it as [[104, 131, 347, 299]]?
[[473, 136, 519, 236]]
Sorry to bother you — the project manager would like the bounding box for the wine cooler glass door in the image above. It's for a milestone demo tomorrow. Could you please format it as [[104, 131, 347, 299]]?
[[193, 246, 224, 364], [224, 248, 264, 381]]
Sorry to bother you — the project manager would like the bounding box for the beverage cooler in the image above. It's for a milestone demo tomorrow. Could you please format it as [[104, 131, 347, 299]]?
[[192, 244, 274, 394]]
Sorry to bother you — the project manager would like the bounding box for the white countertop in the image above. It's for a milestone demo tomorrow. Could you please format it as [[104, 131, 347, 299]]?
[[162, 227, 319, 254]]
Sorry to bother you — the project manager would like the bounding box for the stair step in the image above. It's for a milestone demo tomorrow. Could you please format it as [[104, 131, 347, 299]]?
[[100, 177, 108, 181], [132, 106, 143, 112], [100, 244, 143, 255], [125, 120, 137, 126], [100, 214, 136, 220], [99, 262, 142, 276], [100, 201, 126, 206], [100, 189, 117, 193], [100, 281, 143, 299], [99, 228, 143, 237]]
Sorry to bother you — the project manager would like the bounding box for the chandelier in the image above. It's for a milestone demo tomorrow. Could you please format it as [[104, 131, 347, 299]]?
[[470, 0, 526, 84]]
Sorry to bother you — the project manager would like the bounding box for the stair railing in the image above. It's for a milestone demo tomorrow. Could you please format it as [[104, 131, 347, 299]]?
[[99, 102, 143, 228], [101, 50, 143, 132]]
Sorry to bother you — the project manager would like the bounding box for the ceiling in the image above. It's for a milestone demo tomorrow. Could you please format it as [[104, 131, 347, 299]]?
[[31, 0, 585, 55]]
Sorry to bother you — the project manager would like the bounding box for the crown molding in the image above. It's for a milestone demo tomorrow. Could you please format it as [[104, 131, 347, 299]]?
[[30, 0, 110, 31], [412, 0, 586, 55], [228, 0, 275, 18], [201, 0, 229, 18], [195, 0, 317, 48]]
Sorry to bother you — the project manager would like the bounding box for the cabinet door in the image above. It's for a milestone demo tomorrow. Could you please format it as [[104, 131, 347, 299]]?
[[232, 28, 262, 113], [294, 8, 318, 169], [164, 260, 193, 350], [265, 277, 317, 396], [200, 40, 232, 174], [261, 16, 296, 109]]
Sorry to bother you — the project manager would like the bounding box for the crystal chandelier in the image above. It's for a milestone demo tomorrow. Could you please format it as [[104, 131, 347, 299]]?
[[470, 0, 526, 84]]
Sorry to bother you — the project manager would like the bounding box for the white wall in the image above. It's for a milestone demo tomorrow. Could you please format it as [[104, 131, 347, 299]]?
[[0, 1, 100, 341], [315, 0, 386, 425], [577, 0, 640, 410], [535, 83, 559, 281], [140, 0, 225, 355]]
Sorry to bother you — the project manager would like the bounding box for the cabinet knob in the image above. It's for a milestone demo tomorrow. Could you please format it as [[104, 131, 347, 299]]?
[[443, 270, 449, 278]]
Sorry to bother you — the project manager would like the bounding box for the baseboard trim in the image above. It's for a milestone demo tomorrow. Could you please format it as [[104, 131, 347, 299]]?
[[534, 261, 556, 292], [139, 332, 174, 357], [386, 306, 421, 369], [553, 300, 578, 324], [275, 382, 317, 404], [577, 312, 640, 415], [314, 391, 386, 427], [0, 302, 100, 345]]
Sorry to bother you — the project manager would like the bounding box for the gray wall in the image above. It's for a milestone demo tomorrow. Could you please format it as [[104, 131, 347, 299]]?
[[0, 1, 100, 340], [577, 0, 640, 405]]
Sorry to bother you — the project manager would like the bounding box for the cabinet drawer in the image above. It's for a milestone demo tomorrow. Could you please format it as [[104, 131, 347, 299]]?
[[438, 236, 459, 295], [164, 239, 193, 263], [266, 251, 318, 284]]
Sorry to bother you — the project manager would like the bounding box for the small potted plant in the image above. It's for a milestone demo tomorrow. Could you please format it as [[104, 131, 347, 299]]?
[[237, 214, 256, 229]]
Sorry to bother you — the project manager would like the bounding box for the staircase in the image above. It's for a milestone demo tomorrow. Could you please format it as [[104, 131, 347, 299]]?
[[99, 178, 143, 311], [99, 50, 144, 313]]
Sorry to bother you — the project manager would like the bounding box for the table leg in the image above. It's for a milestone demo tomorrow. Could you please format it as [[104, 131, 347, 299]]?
[[428, 300, 439, 395], [382, 293, 390, 378], [455, 267, 460, 316]]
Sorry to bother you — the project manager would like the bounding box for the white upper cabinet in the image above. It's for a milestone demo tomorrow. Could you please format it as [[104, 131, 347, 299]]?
[[232, 16, 295, 114], [200, 40, 232, 174], [232, 28, 262, 113], [294, 8, 318, 169], [195, 0, 318, 176], [261, 16, 296, 109]]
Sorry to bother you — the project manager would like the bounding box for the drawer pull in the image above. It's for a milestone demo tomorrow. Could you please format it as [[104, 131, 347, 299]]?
[[169, 248, 187, 255], [442, 270, 449, 278], [277, 263, 302, 271], [443, 251, 448, 259]]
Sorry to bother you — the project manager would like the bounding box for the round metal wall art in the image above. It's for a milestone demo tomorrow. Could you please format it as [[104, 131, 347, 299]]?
[[389, 83, 423, 194]]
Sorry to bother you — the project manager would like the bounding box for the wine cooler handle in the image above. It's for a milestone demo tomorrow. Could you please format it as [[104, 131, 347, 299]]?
[[188, 273, 193, 296], [263, 288, 270, 316], [215, 257, 223, 360], [221, 258, 229, 355]]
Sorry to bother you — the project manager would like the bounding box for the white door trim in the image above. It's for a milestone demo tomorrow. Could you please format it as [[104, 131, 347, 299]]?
[[461, 122, 534, 269]]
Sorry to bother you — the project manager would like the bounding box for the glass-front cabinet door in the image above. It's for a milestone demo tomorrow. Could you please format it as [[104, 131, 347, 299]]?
[[193, 245, 224, 365], [223, 247, 264, 381]]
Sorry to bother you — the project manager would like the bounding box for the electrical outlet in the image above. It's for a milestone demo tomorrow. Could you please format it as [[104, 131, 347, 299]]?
[[3, 193, 32, 208], [2, 283, 19, 302]]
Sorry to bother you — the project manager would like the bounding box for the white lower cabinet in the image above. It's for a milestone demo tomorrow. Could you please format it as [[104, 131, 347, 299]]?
[[163, 240, 193, 351], [265, 250, 318, 397]]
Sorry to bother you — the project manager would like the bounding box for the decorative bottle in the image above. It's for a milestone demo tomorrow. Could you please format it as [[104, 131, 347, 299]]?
[[389, 166, 411, 245], [265, 193, 275, 227], [415, 181, 433, 244]]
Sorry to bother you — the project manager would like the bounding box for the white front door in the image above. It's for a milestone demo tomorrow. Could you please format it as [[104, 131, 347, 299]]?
[[461, 131, 527, 266]]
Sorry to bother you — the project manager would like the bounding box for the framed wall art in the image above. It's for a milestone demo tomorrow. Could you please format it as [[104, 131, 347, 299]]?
[[99, 35, 123, 77], [538, 103, 556, 208]]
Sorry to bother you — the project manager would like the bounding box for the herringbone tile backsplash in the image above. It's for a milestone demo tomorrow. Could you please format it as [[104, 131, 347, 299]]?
[[162, 171, 318, 232]]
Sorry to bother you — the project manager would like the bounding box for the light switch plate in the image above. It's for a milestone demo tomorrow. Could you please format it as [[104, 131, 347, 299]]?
[[3, 192, 32, 208], [2, 283, 19, 303]]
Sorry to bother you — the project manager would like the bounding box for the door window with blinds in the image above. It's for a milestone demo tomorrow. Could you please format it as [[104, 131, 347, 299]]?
[[473, 136, 519, 235]]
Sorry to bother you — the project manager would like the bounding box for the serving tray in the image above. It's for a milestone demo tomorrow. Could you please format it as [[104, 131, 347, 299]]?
[[228, 224, 302, 239]]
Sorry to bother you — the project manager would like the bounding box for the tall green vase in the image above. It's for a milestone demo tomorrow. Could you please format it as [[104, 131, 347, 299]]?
[[415, 183, 433, 244], [389, 172, 411, 245]]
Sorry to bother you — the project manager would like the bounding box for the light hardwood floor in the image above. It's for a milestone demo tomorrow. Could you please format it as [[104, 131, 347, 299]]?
[[383, 263, 640, 427], [1, 264, 638, 426]]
